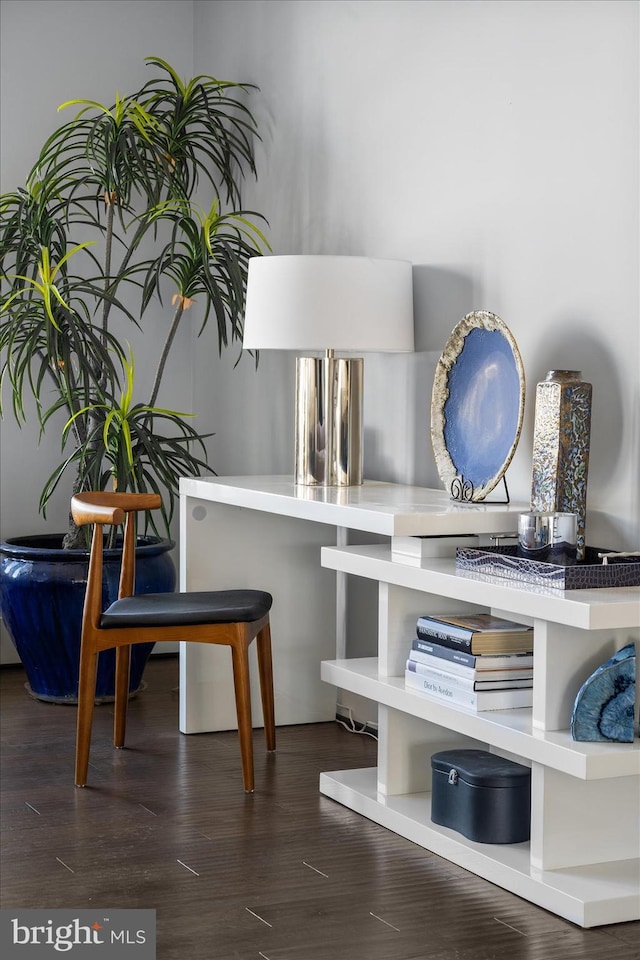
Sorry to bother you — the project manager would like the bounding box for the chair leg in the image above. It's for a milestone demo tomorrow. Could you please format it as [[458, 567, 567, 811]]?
[[256, 621, 276, 752], [230, 641, 255, 792], [114, 645, 131, 748], [75, 644, 99, 787]]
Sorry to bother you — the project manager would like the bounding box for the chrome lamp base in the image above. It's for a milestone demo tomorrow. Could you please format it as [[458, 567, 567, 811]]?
[[294, 355, 363, 486]]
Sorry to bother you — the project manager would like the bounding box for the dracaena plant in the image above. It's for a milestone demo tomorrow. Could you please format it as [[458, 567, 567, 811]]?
[[0, 56, 269, 548]]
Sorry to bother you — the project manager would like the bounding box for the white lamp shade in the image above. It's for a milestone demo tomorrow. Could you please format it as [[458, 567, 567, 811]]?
[[242, 255, 414, 353]]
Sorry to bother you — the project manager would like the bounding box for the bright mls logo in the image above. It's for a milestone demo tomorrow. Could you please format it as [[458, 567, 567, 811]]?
[[0, 910, 156, 958]]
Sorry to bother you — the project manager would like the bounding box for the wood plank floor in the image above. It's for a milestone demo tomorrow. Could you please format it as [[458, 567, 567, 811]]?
[[1, 656, 638, 960]]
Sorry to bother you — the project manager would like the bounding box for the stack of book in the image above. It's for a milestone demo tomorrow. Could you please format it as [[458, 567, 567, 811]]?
[[404, 612, 534, 711]]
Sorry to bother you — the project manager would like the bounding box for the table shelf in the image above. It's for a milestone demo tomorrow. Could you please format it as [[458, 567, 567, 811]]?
[[320, 542, 640, 927], [322, 658, 640, 780], [320, 766, 640, 929]]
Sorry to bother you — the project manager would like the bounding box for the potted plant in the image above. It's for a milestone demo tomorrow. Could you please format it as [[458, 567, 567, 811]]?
[[0, 56, 268, 701]]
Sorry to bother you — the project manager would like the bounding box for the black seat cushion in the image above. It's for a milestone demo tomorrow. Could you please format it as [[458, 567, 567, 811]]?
[[100, 589, 272, 629]]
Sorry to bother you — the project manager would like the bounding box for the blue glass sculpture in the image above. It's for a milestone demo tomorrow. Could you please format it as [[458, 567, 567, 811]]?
[[571, 643, 637, 742]]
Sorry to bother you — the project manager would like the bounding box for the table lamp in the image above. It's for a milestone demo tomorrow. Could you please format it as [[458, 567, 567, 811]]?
[[242, 255, 414, 486]]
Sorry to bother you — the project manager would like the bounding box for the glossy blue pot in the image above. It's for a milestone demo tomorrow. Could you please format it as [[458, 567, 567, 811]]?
[[0, 534, 176, 703]]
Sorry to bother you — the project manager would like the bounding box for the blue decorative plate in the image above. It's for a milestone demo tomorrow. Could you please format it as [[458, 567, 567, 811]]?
[[431, 311, 525, 501]]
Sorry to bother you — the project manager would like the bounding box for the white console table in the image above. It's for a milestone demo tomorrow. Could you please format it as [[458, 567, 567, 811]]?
[[179, 475, 639, 927], [178, 475, 527, 733], [320, 543, 640, 928]]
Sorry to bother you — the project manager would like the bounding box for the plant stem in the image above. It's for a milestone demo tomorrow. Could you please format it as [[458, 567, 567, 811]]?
[[100, 203, 151, 341], [102, 200, 115, 342], [149, 300, 184, 409], [62, 472, 91, 550]]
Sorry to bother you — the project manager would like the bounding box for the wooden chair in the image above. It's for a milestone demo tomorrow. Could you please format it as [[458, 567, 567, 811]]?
[[71, 491, 275, 792]]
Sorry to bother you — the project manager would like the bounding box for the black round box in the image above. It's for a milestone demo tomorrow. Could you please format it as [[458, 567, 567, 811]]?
[[431, 748, 531, 844]]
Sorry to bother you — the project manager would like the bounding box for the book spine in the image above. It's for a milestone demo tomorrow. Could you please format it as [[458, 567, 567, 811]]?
[[415, 623, 473, 652], [411, 636, 477, 667], [405, 668, 478, 707], [404, 668, 533, 711], [406, 659, 532, 690], [406, 658, 475, 689], [408, 649, 534, 682], [416, 616, 473, 643], [412, 637, 534, 671]]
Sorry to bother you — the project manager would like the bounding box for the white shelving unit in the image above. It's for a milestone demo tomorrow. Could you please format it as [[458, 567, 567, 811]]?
[[320, 543, 640, 928], [179, 477, 639, 926]]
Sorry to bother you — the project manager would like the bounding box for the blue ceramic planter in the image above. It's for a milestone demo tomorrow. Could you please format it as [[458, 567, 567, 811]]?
[[0, 534, 175, 703]]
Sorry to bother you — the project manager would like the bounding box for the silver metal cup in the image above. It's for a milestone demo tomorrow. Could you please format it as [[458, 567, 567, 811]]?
[[518, 512, 578, 561], [518, 512, 555, 555], [550, 512, 578, 561]]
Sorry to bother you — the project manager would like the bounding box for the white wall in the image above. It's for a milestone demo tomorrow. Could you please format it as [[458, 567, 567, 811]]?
[[1, 0, 639, 658], [0, 0, 196, 660], [192, 0, 639, 553]]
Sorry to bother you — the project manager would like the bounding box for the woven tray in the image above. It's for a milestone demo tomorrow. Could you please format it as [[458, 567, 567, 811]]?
[[455, 545, 640, 590]]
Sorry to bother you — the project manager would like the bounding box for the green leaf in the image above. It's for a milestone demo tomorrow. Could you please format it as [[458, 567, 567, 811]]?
[[1, 54, 268, 539]]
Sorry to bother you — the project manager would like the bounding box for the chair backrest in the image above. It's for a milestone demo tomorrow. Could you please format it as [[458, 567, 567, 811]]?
[[71, 492, 162, 633]]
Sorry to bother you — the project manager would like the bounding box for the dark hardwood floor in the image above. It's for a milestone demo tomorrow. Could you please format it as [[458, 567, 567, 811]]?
[[1, 656, 638, 960]]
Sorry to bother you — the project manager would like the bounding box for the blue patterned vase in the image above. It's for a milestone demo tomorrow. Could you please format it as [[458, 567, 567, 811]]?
[[530, 370, 592, 560], [0, 534, 175, 702]]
